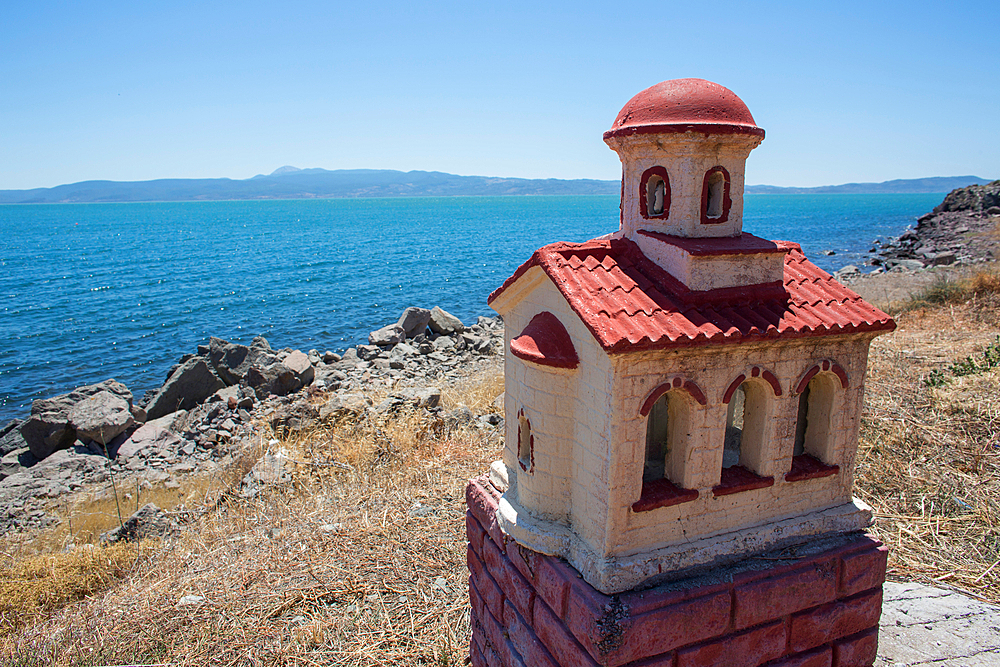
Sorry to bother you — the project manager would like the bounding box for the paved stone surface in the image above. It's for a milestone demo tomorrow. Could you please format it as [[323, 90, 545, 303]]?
[[878, 582, 1000, 666]]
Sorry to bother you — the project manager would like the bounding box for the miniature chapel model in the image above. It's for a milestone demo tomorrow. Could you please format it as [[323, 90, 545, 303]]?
[[466, 79, 894, 667]]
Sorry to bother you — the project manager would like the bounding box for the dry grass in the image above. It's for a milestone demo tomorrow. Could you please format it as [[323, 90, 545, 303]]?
[[0, 370, 503, 666], [857, 298, 1000, 602], [2, 292, 1000, 663]]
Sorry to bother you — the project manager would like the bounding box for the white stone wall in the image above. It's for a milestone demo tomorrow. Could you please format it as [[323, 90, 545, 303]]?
[[604, 334, 876, 559], [492, 277, 615, 553], [605, 132, 762, 240], [632, 232, 787, 291]]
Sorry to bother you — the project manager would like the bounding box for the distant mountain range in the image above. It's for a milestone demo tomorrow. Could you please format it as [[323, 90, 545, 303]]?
[[744, 176, 993, 194], [0, 168, 992, 204]]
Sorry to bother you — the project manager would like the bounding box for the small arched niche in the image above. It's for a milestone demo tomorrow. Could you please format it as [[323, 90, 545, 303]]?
[[701, 166, 732, 224], [633, 381, 701, 512], [639, 166, 671, 220], [715, 377, 775, 496], [787, 370, 842, 482], [517, 410, 533, 472]]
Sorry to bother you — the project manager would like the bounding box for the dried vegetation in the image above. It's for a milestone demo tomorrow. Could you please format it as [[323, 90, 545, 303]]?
[[2, 270, 1000, 665], [858, 269, 1000, 601]]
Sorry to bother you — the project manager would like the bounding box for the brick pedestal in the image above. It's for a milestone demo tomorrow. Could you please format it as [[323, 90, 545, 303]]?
[[467, 475, 887, 667]]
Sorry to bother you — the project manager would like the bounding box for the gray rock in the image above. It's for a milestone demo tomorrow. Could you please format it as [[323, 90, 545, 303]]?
[[207, 337, 251, 386], [282, 350, 315, 386], [239, 450, 291, 498], [928, 251, 957, 266], [397, 307, 432, 339], [20, 379, 133, 460], [894, 259, 926, 271], [145, 357, 225, 421], [356, 345, 382, 361], [115, 416, 184, 460], [0, 420, 27, 457], [318, 393, 370, 420], [245, 350, 313, 398], [391, 342, 419, 358], [322, 351, 340, 363], [428, 306, 465, 335], [102, 503, 177, 543], [0, 447, 37, 480], [433, 336, 456, 351], [369, 324, 406, 347], [396, 387, 441, 409], [67, 390, 135, 445]]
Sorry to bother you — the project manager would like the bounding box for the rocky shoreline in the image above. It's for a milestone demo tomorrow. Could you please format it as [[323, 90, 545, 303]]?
[[0, 306, 505, 537], [4, 183, 996, 539], [833, 179, 1000, 280]]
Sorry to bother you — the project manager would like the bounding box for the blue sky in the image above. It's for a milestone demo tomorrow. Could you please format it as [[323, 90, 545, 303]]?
[[2, 1, 997, 190]]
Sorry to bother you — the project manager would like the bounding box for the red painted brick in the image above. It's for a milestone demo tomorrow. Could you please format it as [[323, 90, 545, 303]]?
[[472, 617, 487, 654], [501, 556, 536, 621], [467, 510, 486, 558], [507, 539, 537, 584], [467, 476, 500, 532], [504, 638, 528, 667], [789, 589, 882, 653], [623, 652, 676, 667], [534, 597, 600, 667], [832, 628, 878, 667], [505, 601, 559, 667], [734, 560, 838, 629], [469, 546, 486, 584], [470, 576, 486, 620], [618, 584, 689, 617], [477, 565, 506, 622], [603, 592, 732, 666], [471, 637, 488, 667], [488, 518, 507, 555], [839, 547, 887, 598], [483, 533, 504, 579], [481, 600, 514, 667], [764, 647, 832, 667], [677, 620, 785, 667], [485, 644, 502, 667], [534, 555, 574, 618]]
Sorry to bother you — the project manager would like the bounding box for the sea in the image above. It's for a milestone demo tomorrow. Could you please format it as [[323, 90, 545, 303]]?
[[0, 193, 942, 423]]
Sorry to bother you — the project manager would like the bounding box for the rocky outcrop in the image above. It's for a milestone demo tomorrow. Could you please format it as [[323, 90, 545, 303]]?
[[68, 391, 135, 445], [20, 380, 134, 460], [102, 503, 177, 543], [872, 180, 1000, 271], [0, 306, 505, 536], [144, 357, 225, 421]]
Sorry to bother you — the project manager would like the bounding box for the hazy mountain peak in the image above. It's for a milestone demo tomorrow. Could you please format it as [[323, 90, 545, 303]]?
[[270, 166, 302, 176]]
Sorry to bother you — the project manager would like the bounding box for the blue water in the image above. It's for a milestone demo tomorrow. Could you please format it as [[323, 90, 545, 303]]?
[[0, 193, 941, 423]]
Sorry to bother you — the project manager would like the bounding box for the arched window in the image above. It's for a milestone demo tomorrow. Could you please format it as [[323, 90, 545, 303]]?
[[788, 372, 841, 482], [644, 391, 671, 482], [715, 377, 774, 496], [633, 382, 700, 512], [517, 411, 533, 472], [701, 166, 732, 224], [639, 166, 671, 220]]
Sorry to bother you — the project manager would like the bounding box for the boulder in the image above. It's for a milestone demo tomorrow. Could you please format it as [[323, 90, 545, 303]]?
[[207, 337, 251, 386], [67, 390, 135, 445], [20, 379, 133, 460], [356, 345, 381, 361], [318, 393, 370, 420], [282, 350, 315, 386], [144, 357, 225, 421], [245, 351, 313, 398], [102, 503, 177, 543], [928, 251, 957, 266], [0, 420, 27, 457], [0, 447, 37, 480], [428, 306, 465, 335], [114, 414, 184, 460], [397, 307, 432, 339], [369, 324, 406, 347], [239, 450, 291, 498]]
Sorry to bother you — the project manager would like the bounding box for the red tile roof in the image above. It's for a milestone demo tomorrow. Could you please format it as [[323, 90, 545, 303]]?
[[488, 237, 895, 354]]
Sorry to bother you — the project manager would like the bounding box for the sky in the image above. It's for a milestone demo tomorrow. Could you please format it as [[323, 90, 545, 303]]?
[[1, 1, 997, 190]]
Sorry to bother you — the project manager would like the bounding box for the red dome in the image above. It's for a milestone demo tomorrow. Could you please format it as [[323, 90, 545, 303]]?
[[605, 78, 763, 140]]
